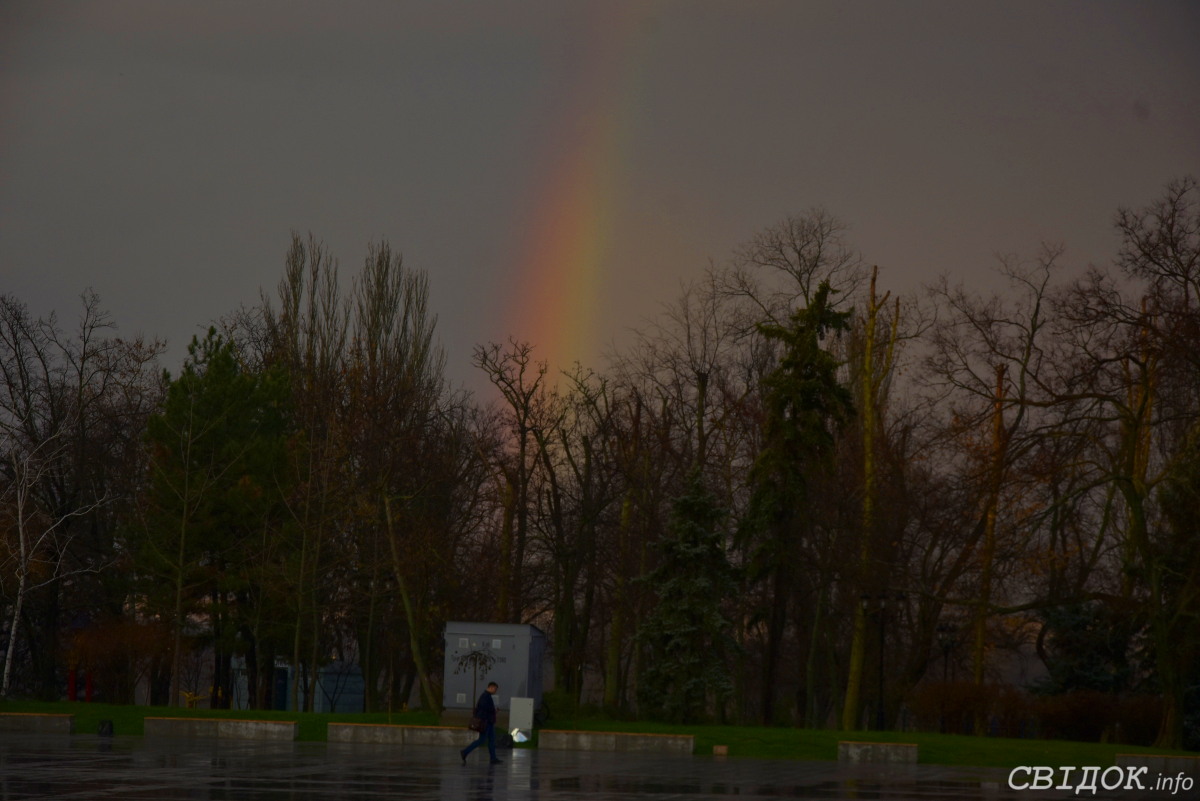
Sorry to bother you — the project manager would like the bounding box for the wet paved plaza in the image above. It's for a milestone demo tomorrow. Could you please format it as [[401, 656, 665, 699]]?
[[0, 733, 1178, 800]]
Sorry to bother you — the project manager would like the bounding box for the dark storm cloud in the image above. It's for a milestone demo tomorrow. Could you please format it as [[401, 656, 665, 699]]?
[[2, 1, 1197, 390]]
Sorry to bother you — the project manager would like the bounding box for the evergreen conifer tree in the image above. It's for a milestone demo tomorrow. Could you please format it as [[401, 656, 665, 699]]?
[[637, 467, 738, 723]]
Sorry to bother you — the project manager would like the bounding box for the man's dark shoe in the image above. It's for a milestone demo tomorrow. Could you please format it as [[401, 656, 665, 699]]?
[[490, 759, 503, 764]]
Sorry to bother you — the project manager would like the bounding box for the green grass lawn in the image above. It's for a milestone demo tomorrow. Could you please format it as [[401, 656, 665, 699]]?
[[2, 700, 1193, 767]]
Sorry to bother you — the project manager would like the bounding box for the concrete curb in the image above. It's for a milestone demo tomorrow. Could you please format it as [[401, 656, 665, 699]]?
[[0, 712, 74, 735], [538, 729, 694, 754], [329, 722, 469, 747], [838, 740, 918, 763], [144, 717, 298, 741]]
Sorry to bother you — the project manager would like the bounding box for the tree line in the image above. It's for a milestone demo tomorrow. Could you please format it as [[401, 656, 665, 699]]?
[[2, 179, 1197, 749]]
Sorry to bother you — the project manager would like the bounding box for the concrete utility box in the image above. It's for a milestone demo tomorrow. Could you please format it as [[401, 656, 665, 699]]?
[[442, 622, 545, 714]]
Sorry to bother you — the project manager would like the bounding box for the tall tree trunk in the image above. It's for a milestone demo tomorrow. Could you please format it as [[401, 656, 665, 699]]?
[[804, 589, 825, 728], [841, 592, 868, 730], [496, 478, 515, 621], [761, 561, 788, 724], [170, 496, 189, 708], [972, 364, 1005, 734], [383, 494, 439, 713], [604, 494, 634, 711], [842, 271, 898, 731], [290, 525, 310, 711], [1, 564, 27, 699], [361, 544, 381, 712]]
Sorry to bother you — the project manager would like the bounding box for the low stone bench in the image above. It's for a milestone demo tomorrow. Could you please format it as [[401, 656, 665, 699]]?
[[144, 717, 297, 741], [838, 740, 918, 763], [0, 712, 74, 735], [538, 729, 694, 755], [328, 723, 467, 747], [1116, 753, 1200, 777]]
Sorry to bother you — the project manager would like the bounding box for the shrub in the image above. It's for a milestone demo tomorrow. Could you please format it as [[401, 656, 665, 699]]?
[[1032, 691, 1162, 745], [68, 619, 171, 704]]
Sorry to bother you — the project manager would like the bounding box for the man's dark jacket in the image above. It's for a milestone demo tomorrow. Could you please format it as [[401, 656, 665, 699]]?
[[474, 691, 496, 726]]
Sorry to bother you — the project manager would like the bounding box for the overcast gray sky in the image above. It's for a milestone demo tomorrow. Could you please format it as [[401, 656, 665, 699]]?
[[2, 1, 1198, 392]]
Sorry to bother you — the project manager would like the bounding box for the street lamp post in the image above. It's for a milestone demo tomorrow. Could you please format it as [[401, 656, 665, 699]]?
[[937, 622, 956, 683], [877, 601, 886, 730], [936, 622, 956, 733], [861, 591, 905, 731]]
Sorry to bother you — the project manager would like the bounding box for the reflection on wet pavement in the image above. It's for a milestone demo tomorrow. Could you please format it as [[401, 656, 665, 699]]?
[[0, 733, 1154, 800]]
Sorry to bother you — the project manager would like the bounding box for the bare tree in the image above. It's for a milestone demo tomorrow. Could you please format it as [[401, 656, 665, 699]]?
[[526, 364, 624, 703], [259, 234, 351, 711], [921, 248, 1076, 730], [1, 430, 107, 696], [350, 240, 450, 714], [1049, 178, 1200, 748], [840, 266, 903, 730], [473, 340, 553, 624], [0, 292, 161, 698], [722, 208, 865, 328]]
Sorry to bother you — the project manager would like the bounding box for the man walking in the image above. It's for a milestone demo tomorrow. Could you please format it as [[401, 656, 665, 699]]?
[[460, 681, 502, 765]]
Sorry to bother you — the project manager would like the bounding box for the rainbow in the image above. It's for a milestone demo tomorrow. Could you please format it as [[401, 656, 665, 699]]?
[[505, 6, 647, 374]]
